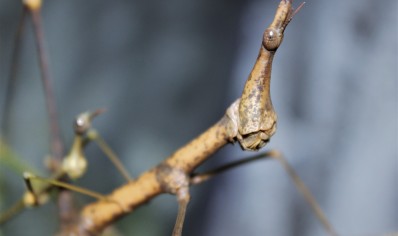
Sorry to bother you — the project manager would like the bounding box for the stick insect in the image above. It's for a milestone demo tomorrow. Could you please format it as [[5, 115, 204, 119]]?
[[1, 0, 339, 235]]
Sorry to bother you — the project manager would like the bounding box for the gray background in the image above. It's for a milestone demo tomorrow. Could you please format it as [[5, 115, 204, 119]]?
[[0, 0, 397, 235]]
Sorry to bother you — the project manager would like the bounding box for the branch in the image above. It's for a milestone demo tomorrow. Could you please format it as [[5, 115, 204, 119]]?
[[24, 0, 75, 230], [27, 0, 64, 162]]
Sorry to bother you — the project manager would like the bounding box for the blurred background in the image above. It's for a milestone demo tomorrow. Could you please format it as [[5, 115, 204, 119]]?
[[0, 0, 397, 235]]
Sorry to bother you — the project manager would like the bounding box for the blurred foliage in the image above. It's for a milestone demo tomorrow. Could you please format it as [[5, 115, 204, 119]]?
[[0, 139, 39, 176]]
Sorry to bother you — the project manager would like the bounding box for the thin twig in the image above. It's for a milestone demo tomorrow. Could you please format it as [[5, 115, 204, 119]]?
[[26, 1, 75, 229], [29, 8, 64, 162], [0, 200, 25, 225]]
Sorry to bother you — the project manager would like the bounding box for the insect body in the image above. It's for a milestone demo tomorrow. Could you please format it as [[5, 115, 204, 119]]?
[[232, 0, 300, 151]]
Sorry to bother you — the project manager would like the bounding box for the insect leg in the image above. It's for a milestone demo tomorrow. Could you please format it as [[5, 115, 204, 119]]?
[[190, 150, 338, 236], [270, 151, 338, 236], [190, 151, 275, 185], [87, 130, 133, 182], [173, 188, 190, 236], [22, 172, 127, 212]]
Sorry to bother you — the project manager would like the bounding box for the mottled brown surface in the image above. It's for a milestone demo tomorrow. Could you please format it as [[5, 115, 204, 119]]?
[[236, 0, 296, 151], [165, 117, 231, 173], [156, 163, 189, 195], [65, 1, 299, 234], [77, 170, 162, 235], [238, 47, 277, 150], [74, 117, 233, 234]]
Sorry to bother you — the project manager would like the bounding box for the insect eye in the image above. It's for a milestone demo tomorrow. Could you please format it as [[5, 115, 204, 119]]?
[[74, 114, 90, 135], [263, 28, 282, 51]]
